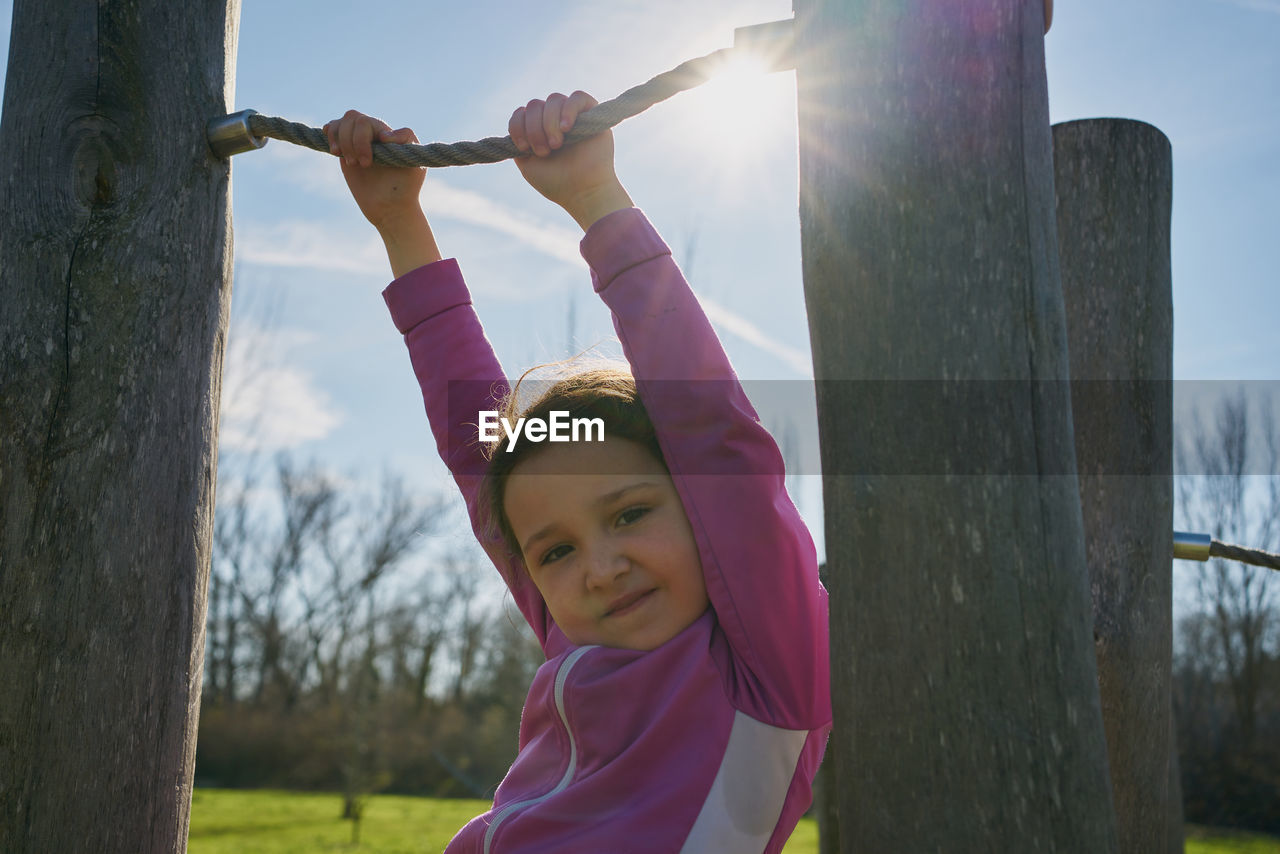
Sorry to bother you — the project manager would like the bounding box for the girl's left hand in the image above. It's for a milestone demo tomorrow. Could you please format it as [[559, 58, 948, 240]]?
[[509, 91, 632, 230], [324, 111, 426, 232]]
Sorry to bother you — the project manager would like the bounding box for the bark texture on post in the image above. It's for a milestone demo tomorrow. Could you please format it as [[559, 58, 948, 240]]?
[[0, 1, 240, 850], [1169, 703, 1186, 853], [793, 1, 1118, 850], [814, 754, 841, 854], [1054, 118, 1174, 854]]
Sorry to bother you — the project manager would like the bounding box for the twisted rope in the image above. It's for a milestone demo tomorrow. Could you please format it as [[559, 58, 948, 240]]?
[[1210, 538, 1280, 572], [248, 47, 736, 168]]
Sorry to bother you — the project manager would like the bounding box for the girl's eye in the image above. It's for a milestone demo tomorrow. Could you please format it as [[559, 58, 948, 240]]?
[[617, 506, 650, 527], [540, 544, 573, 566]]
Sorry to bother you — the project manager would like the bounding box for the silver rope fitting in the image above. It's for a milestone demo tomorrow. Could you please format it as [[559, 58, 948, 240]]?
[[1173, 531, 1212, 562], [207, 109, 268, 159]]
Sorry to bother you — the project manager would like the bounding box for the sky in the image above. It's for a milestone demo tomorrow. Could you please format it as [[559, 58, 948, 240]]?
[[1, 1, 1277, 596]]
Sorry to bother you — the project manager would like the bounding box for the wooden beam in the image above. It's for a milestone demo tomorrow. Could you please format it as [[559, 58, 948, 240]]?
[[0, 1, 240, 850], [1054, 117, 1175, 853], [793, 0, 1119, 849]]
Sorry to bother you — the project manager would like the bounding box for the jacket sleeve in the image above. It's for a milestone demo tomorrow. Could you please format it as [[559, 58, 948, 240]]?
[[383, 258, 552, 647], [582, 208, 830, 729]]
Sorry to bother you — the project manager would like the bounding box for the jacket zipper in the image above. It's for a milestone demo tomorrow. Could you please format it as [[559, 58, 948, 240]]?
[[483, 644, 597, 854]]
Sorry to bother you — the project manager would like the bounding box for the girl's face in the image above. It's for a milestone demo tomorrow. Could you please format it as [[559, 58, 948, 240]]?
[[503, 437, 709, 651]]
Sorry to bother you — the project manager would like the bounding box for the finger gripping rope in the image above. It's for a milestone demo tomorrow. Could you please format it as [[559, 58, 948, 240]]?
[[246, 48, 733, 168]]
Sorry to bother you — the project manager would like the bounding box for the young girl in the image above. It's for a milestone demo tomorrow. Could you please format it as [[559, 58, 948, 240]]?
[[326, 90, 830, 854]]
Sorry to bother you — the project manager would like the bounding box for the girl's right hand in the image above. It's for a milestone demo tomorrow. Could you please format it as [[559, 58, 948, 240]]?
[[324, 110, 426, 233], [509, 92, 633, 231]]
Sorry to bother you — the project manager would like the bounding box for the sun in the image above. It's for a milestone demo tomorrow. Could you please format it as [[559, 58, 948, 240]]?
[[664, 51, 792, 173], [701, 54, 775, 140]]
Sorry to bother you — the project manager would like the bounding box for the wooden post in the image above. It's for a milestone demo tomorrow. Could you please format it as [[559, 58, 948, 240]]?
[[0, 1, 240, 850], [793, 1, 1119, 850], [1053, 118, 1174, 853], [815, 758, 841, 854], [1168, 703, 1186, 853]]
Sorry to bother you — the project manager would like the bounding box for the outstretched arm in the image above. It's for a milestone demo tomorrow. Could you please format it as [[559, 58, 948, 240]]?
[[513, 95, 829, 727], [327, 110, 552, 644], [585, 212, 829, 730]]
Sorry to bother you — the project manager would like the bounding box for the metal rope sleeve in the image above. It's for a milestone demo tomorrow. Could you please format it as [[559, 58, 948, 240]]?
[[1210, 539, 1280, 572], [248, 47, 735, 168]]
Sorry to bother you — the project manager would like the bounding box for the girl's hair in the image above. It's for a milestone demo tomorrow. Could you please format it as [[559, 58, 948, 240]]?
[[481, 361, 665, 564]]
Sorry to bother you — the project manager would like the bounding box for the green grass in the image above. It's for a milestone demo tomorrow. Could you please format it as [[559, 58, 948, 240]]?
[[188, 789, 489, 854], [188, 788, 1277, 853], [189, 788, 817, 853], [1187, 825, 1280, 854]]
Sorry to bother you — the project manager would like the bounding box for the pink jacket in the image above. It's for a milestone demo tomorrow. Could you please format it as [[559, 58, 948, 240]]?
[[383, 208, 831, 853]]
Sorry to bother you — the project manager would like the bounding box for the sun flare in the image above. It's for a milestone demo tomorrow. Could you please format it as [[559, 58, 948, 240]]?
[[675, 52, 791, 170]]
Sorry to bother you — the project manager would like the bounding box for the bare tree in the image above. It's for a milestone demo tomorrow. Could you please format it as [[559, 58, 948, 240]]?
[[1173, 388, 1280, 832], [208, 465, 262, 706], [1177, 389, 1279, 750], [331, 473, 448, 825], [381, 556, 476, 712], [198, 453, 534, 797], [205, 274, 289, 708], [450, 569, 487, 703], [242, 458, 339, 706]]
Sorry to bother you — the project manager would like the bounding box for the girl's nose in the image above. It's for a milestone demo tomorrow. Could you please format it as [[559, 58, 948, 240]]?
[[584, 548, 629, 589]]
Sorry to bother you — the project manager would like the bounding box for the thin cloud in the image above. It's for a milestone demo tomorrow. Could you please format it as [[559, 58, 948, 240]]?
[[238, 206, 811, 376], [220, 323, 343, 452], [241, 125, 809, 375], [237, 220, 388, 275], [429, 184, 585, 269], [425, 185, 812, 376], [699, 295, 813, 377], [242, 141, 585, 271], [251, 136, 352, 201]]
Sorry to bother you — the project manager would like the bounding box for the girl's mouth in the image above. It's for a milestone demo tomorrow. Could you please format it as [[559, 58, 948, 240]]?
[[605, 589, 655, 617]]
